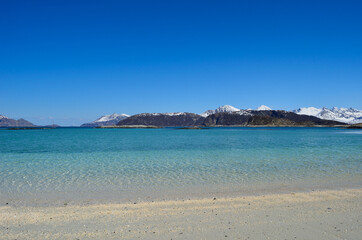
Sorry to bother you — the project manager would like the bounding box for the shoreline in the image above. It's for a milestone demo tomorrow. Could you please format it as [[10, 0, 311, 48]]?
[[1, 188, 361, 239], [2, 177, 361, 207], [1, 125, 357, 129]]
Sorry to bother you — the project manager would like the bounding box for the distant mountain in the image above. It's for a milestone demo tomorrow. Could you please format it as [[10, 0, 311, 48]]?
[[0, 115, 36, 127], [256, 105, 272, 111], [203, 110, 344, 127], [44, 124, 60, 128], [81, 113, 130, 127], [201, 105, 240, 117], [118, 112, 204, 127], [294, 107, 362, 124]]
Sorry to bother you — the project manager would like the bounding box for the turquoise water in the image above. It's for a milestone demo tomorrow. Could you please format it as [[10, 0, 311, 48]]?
[[0, 127, 361, 205]]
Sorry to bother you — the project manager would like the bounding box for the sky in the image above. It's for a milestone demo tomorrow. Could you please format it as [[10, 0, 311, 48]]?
[[0, 0, 361, 126]]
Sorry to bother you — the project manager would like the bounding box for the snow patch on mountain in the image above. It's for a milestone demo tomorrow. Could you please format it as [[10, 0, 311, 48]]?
[[163, 112, 188, 116], [234, 110, 254, 116], [256, 105, 272, 111], [294, 107, 362, 124], [137, 112, 189, 117], [295, 107, 321, 116], [201, 105, 240, 117], [0, 115, 9, 119]]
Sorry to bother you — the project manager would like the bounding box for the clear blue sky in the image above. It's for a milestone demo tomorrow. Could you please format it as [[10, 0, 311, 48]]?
[[1, 0, 361, 126]]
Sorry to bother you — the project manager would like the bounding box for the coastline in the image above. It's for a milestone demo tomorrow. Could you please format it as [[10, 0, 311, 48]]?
[[1, 188, 361, 239], [1, 125, 355, 129]]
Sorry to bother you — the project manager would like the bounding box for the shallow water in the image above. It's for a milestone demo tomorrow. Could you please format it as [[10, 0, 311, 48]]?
[[0, 127, 361, 206]]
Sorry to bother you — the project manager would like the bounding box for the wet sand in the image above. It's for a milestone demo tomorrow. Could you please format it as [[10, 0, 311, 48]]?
[[1, 188, 361, 239]]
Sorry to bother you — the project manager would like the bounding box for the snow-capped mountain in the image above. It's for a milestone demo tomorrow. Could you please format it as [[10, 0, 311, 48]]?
[[294, 107, 362, 124], [201, 105, 240, 117], [81, 113, 130, 127], [0, 115, 9, 120], [256, 105, 272, 111], [94, 113, 129, 123]]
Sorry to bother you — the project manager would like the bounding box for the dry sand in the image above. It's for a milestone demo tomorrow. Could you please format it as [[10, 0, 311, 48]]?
[[1, 188, 361, 239]]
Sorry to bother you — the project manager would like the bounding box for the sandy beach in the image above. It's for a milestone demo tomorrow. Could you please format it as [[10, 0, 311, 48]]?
[[1, 188, 361, 239]]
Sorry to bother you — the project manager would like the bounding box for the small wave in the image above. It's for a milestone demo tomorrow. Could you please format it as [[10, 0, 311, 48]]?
[[339, 131, 362, 134]]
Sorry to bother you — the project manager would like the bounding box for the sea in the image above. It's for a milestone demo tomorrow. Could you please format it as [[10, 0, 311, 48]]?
[[0, 127, 361, 206]]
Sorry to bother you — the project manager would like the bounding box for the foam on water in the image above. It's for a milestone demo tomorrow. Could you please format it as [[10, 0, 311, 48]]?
[[0, 127, 361, 206]]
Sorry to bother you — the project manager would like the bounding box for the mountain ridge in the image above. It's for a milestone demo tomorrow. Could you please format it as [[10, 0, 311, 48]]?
[[115, 109, 344, 127], [118, 112, 204, 127], [78, 105, 361, 127], [203, 110, 344, 127]]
